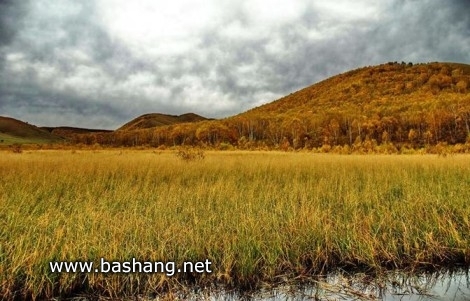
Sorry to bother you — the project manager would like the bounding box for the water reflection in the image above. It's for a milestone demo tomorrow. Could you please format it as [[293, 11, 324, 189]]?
[[182, 270, 470, 301]]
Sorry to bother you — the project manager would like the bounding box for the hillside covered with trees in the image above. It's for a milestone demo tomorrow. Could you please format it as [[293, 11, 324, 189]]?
[[117, 113, 209, 131], [70, 62, 470, 152]]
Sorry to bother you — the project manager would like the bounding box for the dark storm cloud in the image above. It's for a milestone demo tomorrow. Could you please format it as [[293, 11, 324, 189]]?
[[0, 0, 29, 46], [195, 0, 470, 111], [0, 1, 469, 129], [0, 0, 28, 72], [10, 1, 133, 78], [367, 0, 470, 63], [0, 0, 162, 128], [188, 11, 372, 109]]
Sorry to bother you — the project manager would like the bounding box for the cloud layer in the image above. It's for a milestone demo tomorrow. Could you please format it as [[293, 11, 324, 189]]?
[[1, 0, 469, 129]]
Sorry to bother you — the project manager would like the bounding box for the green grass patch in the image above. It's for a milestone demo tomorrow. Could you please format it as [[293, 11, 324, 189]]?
[[0, 133, 60, 145]]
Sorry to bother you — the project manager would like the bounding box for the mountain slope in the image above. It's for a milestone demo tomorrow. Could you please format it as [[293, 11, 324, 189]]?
[[117, 113, 209, 131], [0, 116, 64, 144], [74, 62, 470, 150], [226, 61, 470, 146], [41, 126, 112, 139], [243, 62, 470, 118]]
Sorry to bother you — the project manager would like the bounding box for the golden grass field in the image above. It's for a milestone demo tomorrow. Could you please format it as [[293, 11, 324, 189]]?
[[1, 150, 470, 299]]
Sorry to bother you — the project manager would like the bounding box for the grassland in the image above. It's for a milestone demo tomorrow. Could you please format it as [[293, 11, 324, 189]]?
[[0, 116, 63, 146], [1, 150, 469, 299], [0, 133, 59, 146]]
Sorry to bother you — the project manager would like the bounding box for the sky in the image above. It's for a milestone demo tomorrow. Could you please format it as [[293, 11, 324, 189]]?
[[0, 0, 469, 129]]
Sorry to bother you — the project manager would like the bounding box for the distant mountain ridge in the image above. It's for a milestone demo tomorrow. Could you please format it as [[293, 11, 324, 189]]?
[[3, 62, 470, 150], [77, 61, 470, 149], [117, 113, 209, 131], [0, 112, 210, 144], [40, 126, 113, 140], [0, 116, 63, 144]]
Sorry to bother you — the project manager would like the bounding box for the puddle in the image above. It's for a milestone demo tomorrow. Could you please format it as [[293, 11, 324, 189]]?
[[169, 270, 470, 300], [65, 270, 470, 300]]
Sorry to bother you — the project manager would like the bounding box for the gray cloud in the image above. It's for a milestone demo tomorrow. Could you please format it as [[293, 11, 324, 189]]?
[[0, 0, 29, 46], [0, 0, 469, 129]]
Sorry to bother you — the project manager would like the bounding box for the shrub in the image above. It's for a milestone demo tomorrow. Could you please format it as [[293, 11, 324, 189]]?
[[175, 148, 205, 161], [319, 144, 332, 153], [11, 143, 22, 154], [218, 142, 233, 151]]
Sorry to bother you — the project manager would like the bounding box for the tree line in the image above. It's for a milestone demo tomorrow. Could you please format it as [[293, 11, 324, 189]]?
[[68, 62, 470, 151]]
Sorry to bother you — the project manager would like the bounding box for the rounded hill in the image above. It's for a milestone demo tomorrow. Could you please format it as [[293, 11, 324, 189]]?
[[117, 113, 209, 131], [0, 116, 64, 145], [76, 62, 470, 151]]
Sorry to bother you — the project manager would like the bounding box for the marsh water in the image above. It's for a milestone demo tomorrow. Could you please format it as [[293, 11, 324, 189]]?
[[172, 270, 470, 301]]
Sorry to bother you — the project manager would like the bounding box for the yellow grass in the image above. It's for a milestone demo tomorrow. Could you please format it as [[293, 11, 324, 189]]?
[[1, 150, 469, 299]]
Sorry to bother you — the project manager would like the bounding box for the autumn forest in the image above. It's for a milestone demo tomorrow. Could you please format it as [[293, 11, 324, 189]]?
[[55, 62, 470, 152]]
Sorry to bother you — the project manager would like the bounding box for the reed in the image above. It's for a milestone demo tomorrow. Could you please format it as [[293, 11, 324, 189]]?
[[1, 150, 469, 299]]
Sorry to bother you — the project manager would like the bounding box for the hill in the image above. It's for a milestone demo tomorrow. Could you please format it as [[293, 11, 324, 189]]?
[[41, 126, 112, 139], [72, 62, 470, 151], [0, 116, 64, 145], [229, 61, 470, 148], [117, 113, 209, 131]]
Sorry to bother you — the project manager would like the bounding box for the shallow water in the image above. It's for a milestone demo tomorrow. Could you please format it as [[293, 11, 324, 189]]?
[[176, 270, 470, 301]]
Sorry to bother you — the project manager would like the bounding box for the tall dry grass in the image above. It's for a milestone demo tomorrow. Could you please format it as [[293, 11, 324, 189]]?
[[1, 150, 469, 299]]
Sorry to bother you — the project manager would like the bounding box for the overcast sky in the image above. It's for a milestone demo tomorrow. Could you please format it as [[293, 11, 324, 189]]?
[[0, 0, 469, 129]]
